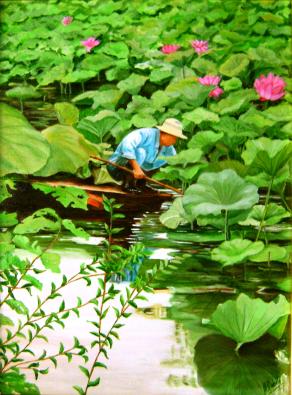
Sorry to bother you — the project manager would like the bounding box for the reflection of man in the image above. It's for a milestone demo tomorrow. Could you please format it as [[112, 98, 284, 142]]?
[[107, 118, 187, 191]]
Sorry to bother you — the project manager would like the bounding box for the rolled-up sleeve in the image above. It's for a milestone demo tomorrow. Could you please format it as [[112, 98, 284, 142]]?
[[119, 131, 143, 160]]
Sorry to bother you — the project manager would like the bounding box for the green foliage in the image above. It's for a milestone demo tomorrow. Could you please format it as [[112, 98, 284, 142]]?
[[0, 103, 50, 176], [182, 170, 259, 219], [62, 219, 90, 240], [54, 102, 79, 126], [5, 85, 41, 100], [239, 203, 290, 227], [32, 184, 89, 210], [40, 252, 61, 273], [13, 208, 61, 234], [219, 54, 250, 77], [0, 369, 40, 395], [209, 294, 290, 349], [211, 239, 264, 266]]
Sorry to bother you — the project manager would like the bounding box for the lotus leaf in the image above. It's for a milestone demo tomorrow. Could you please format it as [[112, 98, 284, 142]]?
[[149, 68, 173, 84], [61, 70, 97, 84], [190, 58, 217, 74], [183, 108, 219, 125], [206, 160, 247, 178], [195, 334, 283, 395], [219, 53, 250, 77], [35, 124, 97, 176], [117, 73, 148, 95], [239, 107, 275, 129], [241, 137, 292, 177], [159, 198, 191, 229], [163, 148, 202, 167], [197, 209, 251, 228], [77, 115, 119, 144], [54, 102, 79, 126], [210, 293, 290, 348], [221, 78, 242, 92], [276, 277, 292, 293], [92, 89, 123, 110], [102, 42, 129, 58], [0, 212, 18, 227], [211, 239, 264, 266], [249, 245, 287, 263], [183, 170, 259, 220], [0, 103, 50, 176], [188, 131, 223, 153], [239, 203, 290, 227], [80, 54, 114, 72], [211, 89, 257, 116], [5, 85, 41, 100], [263, 103, 292, 123]]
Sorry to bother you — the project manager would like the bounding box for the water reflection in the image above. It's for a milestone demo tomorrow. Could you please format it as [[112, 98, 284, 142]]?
[[194, 334, 288, 395]]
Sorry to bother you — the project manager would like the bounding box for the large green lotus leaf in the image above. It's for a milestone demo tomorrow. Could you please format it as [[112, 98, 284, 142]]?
[[205, 160, 247, 178], [54, 102, 79, 126], [61, 70, 97, 84], [221, 77, 242, 92], [239, 203, 290, 227], [159, 198, 191, 229], [239, 107, 275, 129], [80, 53, 114, 72], [197, 209, 251, 228], [92, 89, 123, 110], [249, 245, 287, 263], [183, 108, 219, 124], [5, 85, 41, 100], [195, 334, 283, 395], [241, 137, 292, 177], [72, 90, 97, 104], [149, 68, 173, 84], [102, 42, 129, 58], [211, 239, 264, 266], [182, 170, 259, 219], [117, 73, 148, 95], [210, 89, 257, 115], [262, 103, 292, 123], [190, 58, 218, 74], [210, 293, 290, 347], [131, 113, 157, 128], [276, 277, 292, 293], [0, 103, 50, 176], [219, 54, 249, 77], [35, 125, 96, 176], [165, 77, 197, 98], [77, 113, 119, 144], [188, 131, 224, 153], [163, 148, 202, 167]]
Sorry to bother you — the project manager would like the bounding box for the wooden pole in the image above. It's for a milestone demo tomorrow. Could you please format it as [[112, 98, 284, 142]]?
[[90, 156, 183, 195]]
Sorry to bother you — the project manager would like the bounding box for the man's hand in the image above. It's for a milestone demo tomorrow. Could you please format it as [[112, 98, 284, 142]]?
[[129, 159, 145, 179]]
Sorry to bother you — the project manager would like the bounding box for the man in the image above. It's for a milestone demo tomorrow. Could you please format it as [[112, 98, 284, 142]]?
[[107, 118, 187, 191]]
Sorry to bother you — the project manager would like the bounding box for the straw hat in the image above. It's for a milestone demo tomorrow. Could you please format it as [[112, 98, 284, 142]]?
[[156, 118, 187, 139]]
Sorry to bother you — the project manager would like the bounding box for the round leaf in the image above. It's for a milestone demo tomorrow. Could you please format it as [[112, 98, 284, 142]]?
[[219, 54, 249, 77], [211, 239, 264, 266]]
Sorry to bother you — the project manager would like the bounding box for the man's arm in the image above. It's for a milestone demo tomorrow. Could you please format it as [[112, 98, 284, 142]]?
[[129, 159, 145, 179]]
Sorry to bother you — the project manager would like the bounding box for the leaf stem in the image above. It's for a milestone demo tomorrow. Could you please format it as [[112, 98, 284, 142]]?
[[256, 177, 274, 241]]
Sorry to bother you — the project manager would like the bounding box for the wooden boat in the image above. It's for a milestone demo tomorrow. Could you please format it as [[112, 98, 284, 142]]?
[[2, 178, 176, 218]]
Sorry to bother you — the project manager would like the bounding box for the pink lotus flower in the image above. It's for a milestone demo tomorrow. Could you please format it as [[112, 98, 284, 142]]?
[[161, 44, 181, 54], [191, 40, 208, 55], [198, 75, 223, 98], [81, 37, 101, 53], [62, 16, 73, 26], [254, 73, 286, 101]]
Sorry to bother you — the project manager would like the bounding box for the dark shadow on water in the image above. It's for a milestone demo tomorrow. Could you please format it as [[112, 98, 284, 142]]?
[[194, 334, 288, 395]]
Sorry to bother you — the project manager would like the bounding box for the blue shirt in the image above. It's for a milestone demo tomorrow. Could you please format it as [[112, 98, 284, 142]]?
[[109, 128, 176, 171]]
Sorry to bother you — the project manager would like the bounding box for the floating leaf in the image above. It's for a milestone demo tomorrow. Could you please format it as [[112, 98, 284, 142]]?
[[219, 54, 249, 77], [0, 103, 50, 176], [54, 102, 79, 126], [5, 85, 41, 100], [211, 239, 264, 266], [210, 293, 290, 348], [183, 170, 259, 220], [250, 245, 287, 263], [41, 252, 61, 273]]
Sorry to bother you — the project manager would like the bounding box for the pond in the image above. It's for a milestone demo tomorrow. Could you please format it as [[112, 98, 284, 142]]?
[[7, 202, 290, 395]]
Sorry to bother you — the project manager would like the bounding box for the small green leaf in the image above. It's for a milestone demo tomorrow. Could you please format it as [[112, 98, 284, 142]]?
[[73, 385, 85, 395], [79, 366, 90, 378], [41, 253, 61, 273], [88, 377, 100, 387], [93, 361, 107, 369], [0, 313, 14, 326], [23, 275, 43, 290], [6, 299, 29, 315], [62, 219, 90, 240]]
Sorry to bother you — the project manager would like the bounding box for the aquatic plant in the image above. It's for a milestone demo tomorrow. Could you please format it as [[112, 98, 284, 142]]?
[[161, 44, 181, 54], [81, 37, 101, 53]]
